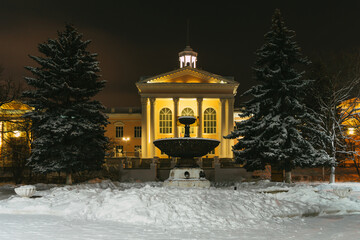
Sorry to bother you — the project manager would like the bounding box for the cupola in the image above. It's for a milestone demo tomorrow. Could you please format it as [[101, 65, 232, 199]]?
[[179, 45, 197, 68]]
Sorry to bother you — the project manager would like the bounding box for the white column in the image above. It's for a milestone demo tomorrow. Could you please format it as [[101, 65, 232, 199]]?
[[197, 97, 203, 138], [220, 98, 226, 158], [140, 97, 148, 158], [173, 97, 179, 138], [227, 97, 235, 158], [150, 98, 156, 157]]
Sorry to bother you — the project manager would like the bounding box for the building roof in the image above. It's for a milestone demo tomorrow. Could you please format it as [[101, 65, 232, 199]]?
[[0, 100, 32, 110], [136, 67, 239, 97], [0, 100, 33, 119]]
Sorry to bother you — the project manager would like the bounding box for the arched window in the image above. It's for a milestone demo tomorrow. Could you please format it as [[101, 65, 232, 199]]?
[[181, 107, 195, 134], [204, 108, 216, 134], [159, 108, 172, 134], [181, 107, 194, 117], [114, 121, 124, 138]]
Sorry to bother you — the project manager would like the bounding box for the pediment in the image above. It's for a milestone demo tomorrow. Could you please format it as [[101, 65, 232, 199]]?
[[114, 121, 124, 126], [138, 67, 236, 85], [153, 74, 219, 84]]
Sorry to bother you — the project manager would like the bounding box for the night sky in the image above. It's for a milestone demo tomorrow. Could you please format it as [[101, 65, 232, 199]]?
[[0, 0, 360, 108]]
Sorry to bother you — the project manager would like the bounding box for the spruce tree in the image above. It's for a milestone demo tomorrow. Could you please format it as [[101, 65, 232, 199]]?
[[226, 9, 332, 181], [23, 24, 108, 184]]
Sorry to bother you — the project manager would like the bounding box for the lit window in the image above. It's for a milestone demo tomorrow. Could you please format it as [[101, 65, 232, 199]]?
[[181, 107, 195, 134], [159, 108, 172, 134], [134, 126, 141, 138], [116, 126, 123, 138], [204, 108, 216, 134]]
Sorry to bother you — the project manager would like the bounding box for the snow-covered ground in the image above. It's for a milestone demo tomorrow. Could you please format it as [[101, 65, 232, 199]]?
[[0, 180, 360, 239]]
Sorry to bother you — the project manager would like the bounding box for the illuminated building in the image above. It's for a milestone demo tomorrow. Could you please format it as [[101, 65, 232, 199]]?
[[340, 98, 360, 166], [106, 45, 239, 159], [0, 101, 32, 167]]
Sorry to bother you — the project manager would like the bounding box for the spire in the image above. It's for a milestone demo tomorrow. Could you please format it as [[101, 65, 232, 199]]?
[[186, 18, 190, 47], [179, 19, 198, 68]]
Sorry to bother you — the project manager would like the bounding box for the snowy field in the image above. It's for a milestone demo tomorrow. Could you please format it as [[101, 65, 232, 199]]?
[[0, 180, 360, 240]]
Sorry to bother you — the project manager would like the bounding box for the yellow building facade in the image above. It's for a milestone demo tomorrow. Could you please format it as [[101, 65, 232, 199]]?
[[340, 98, 360, 166], [0, 101, 32, 167], [135, 46, 239, 159], [105, 108, 142, 157]]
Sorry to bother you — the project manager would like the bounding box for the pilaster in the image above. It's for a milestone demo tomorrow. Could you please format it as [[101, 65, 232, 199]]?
[[227, 97, 235, 158], [173, 97, 179, 138], [220, 98, 226, 158], [140, 97, 148, 158], [150, 98, 156, 157], [197, 97, 203, 138]]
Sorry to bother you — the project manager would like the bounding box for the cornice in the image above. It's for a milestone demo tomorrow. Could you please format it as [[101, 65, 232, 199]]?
[[136, 82, 239, 96]]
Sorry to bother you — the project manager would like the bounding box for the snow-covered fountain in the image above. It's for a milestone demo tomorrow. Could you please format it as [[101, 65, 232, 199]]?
[[153, 116, 220, 187]]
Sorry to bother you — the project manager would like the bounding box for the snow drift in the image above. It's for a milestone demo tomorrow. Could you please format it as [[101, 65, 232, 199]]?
[[0, 181, 359, 230]]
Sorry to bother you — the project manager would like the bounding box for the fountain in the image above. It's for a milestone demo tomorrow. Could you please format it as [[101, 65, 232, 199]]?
[[153, 116, 220, 187]]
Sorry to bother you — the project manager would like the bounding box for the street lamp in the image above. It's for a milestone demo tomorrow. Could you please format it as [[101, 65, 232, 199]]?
[[13, 131, 21, 138], [348, 127, 355, 135]]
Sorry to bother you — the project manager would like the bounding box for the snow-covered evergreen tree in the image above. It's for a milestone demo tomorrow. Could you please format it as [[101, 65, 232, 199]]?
[[23, 24, 108, 184], [225, 9, 333, 179]]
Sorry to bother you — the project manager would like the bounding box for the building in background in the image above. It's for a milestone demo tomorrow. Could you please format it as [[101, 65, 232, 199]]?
[[0, 101, 32, 168], [104, 107, 142, 158], [340, 98, 360, 167], [136, 45, 239, 159], [105, 45, 239, 160]]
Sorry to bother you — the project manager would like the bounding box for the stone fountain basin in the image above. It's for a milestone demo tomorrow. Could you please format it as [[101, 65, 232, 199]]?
[[153, 137, 220, 158], [178, 116, 196, 125], [14, 185, 36, 198]]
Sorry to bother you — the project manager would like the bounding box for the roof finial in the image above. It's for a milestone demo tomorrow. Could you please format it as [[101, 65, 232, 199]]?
[[179, 18, 197, 68], [186, 18, 190, 47]]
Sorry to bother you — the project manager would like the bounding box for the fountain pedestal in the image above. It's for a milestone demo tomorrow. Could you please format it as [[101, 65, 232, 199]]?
[[164, 167, 210, 187]]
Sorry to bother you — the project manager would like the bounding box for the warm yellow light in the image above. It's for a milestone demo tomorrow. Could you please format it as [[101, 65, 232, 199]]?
[[122, 137, 130, 141], [179, 98, 196, 101], [0, 122, 2, 146], [348, 128, 355, 135], [14, 131, 21, 138]]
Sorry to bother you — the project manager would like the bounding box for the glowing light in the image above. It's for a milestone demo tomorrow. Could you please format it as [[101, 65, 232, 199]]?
[[348, 127, 355, 135], [179, 55, 197, 68], [0, 122, 2, 146], [179, 46, 197, 68], [14, 131, 21, 138], [122, 137, 130, 141]]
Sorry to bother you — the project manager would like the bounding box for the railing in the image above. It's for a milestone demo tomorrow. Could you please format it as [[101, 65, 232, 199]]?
[[112, 151, 141, 158]]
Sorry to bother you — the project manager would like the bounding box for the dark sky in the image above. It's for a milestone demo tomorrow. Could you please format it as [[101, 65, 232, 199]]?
[[0, 0, 360, 108]]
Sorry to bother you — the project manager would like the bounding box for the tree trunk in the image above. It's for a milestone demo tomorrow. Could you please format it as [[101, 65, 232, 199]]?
[[66, 172, 73, 185], [329, 166, 335, 183], [285, 171, 292, 183], [271, 164, 284, 182], [351, 158, 360, 178]]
